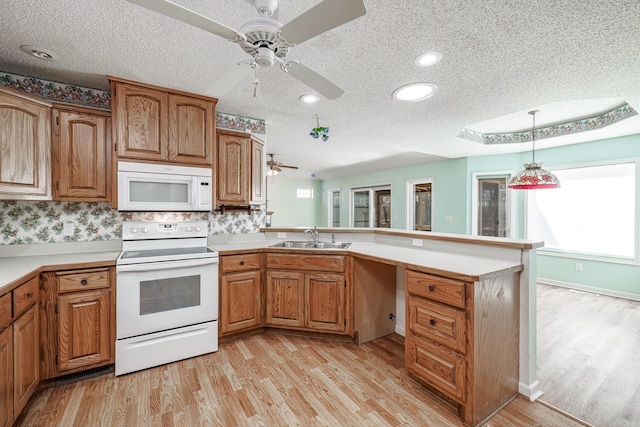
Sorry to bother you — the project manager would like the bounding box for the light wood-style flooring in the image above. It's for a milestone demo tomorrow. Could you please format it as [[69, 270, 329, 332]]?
[[18, 333, 584, 427], [537, 284, 640, 427]]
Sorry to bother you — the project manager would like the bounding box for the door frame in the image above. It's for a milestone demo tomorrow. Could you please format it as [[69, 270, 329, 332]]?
[[471, 170, 515, 238], [405, 177, 434, 231]]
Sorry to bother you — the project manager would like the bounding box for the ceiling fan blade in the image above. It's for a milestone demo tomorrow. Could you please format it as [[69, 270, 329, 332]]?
[[128, 0, 245, 41], [207, 62, 254, 98], [279, 165, 299, 169], [285, 62, 344, 100], [278, 0, 366, 45]]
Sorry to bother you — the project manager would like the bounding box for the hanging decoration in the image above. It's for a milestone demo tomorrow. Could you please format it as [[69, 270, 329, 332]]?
[[309, 114, 329, 142], [508, 110, 561, 190]]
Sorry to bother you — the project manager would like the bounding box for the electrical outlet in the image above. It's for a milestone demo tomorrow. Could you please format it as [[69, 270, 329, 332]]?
[[445, 216, 454, 222], [575, 263, 583, 271], [63, 222, 75, 237], [277, 232, 287, 239], [412, 239, 423, 247]]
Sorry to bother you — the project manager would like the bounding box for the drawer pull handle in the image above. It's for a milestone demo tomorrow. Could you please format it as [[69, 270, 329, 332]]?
[[240, 261, 245, 266], [81, 279, 88, 286], [428, 285, 435, 292], [27, 291, 34, 298], [429, 319, 436, 326]]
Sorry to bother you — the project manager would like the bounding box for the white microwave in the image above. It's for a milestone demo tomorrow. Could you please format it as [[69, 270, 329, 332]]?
[[117, 161, 212, 211]]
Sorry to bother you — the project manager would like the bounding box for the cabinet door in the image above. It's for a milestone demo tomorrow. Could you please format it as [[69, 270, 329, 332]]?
[[168, 94, 214, 165], [0, 89, 51, 200], [217, 131, 250, 204], [53, 110, 110, 200], [113, 82, 168, 161], [13, 304, 38, 417], [0, 326, 12, 427], [250, 137, 265, 203], [306, 273, 345, 332], [57, 289, 110, 372], [220, 270, 262, 335], [266, 271, 304, 328]]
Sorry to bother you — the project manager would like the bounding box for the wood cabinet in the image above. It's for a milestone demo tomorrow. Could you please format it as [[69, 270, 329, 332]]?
[[0, 275, 39, 426], [219, 253, 263, 335], [405, 270, 520, 427], [0, 87, 52, 200], [216, 129, 251, 206], [40, 267, 114, 379], [250, 136, 265, 204], [110, 77, 216, 166], [265, 253, 349, 334], [52, 106, 111, 201]]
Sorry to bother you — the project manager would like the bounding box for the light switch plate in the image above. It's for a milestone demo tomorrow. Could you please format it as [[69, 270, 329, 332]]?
[[63, 222, 75, 236], [445, 216, 454, 222], [412, 239, 423, 247], [277, 232, 286, 239]]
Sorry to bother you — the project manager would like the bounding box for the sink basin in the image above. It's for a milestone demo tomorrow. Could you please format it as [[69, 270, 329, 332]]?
[[269, 241, 351, 249]]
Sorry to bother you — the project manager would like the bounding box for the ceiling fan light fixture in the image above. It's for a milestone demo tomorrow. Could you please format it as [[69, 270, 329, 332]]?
[[255, 46, 275, 67], [299, 94, 320, 104], [415, 52, 442, 67], [393, 83, 438, 102]]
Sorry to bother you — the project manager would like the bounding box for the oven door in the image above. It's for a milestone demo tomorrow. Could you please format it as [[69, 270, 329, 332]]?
[[116, 257, 218, 339]]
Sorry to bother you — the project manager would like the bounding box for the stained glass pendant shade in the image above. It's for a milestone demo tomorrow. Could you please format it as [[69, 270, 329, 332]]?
[[508, 110, 561, 190]]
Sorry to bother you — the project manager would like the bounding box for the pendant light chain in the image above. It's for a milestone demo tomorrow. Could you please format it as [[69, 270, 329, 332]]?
[[529, 109, 539, 164]]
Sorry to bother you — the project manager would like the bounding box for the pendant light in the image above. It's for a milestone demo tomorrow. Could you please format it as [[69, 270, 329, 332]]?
[[508, 110, 560, 190]]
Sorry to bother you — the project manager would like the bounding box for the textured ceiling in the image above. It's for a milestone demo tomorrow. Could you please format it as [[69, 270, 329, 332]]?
[[1, 0, 639, 179]]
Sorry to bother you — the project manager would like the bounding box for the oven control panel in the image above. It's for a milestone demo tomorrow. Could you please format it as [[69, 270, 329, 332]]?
[[122, 221, 208, 240]]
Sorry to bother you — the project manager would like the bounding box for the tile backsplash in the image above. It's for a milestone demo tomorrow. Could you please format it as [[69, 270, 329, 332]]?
[[0, 201, 264, 245]]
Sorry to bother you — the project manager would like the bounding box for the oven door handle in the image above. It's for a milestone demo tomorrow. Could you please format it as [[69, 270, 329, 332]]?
[[116, 258, 218, 273]]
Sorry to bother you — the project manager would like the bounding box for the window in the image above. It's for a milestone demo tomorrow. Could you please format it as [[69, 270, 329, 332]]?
[[526, 161, 636, 260], [406, 178, 433, 231], [472, 172, 514, 238], [296, 188, 313, 199], [350, 185, 391, 228], [328, 188, 341, 227]]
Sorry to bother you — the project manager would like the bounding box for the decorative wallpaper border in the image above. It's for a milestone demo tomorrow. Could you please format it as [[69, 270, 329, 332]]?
[[0, 201, 265, 245], [0, 70, 266, 134], [458, 103, 638, 144]]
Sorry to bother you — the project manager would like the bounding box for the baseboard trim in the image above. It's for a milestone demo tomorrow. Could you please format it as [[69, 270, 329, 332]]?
[[518, 380, 543, 401], [538, 278, 640, 301], [536, 399, 594, 426], [395, 325, 405, 337]]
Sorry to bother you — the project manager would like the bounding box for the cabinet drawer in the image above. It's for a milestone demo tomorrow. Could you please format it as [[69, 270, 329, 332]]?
[[12, 276, 39, 318], [406, 336, 466, 404], [58, 269, 110, 293], [406, 271, 465, 309], [220, 253, 261, 273], [0, 292, 11, 330], [266, 254, 345, 272], [408, 295, 465, 353]]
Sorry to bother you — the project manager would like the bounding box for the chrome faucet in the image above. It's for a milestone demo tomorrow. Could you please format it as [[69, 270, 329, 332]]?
[[305, 226, 319, 245]]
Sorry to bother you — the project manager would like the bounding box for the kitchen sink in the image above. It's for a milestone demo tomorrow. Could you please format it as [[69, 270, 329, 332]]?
[[269, 241, 351, 249]]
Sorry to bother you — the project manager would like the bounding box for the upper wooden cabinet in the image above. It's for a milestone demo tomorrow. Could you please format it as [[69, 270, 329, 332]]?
[[110, 77, 216, 166], [250, 136, 265, 204], [52, 106, 111, 201], [216, 128, 251, 205], [0, 87, 52, 200]]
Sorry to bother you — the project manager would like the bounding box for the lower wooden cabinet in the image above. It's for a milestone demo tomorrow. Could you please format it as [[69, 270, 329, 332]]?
[[219, 253, 263, 336], [40, 266, 115, 379], [305, 273, 346, 332], [12, 304, 39, 416], [265, 270, 304, 328], [0, 325, 13, 427]]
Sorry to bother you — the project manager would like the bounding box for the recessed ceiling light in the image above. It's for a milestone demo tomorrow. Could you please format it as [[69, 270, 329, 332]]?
[[415, 52, 442, 67], [392, 83, 438, 102], [20, 45, 59, 60], [299, 94, 320, 104]]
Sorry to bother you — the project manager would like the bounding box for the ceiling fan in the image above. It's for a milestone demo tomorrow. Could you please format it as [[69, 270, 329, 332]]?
[[267, 153, 298, 176], [128, 0, 367, 99]]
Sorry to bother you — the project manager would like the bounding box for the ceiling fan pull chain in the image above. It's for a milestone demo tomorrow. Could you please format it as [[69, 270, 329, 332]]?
[[253, 64, 259, 98]]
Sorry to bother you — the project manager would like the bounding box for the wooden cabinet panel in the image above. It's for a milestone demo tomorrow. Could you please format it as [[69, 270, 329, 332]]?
[[220, 253, 262, 273], [250, 136, 265, 203], [220, 270, 262, 334], [0, 326, 12, 427], [12, 276, 38, 319], [168, 94, 214, 165], [306, 273, 345, 332], [113, 82, 168, 162], [13, 304, 38, 416], [58, 268, 109, 293], [266, 270, 305, 328], [266, 254, 345, 272], [57, 289, 110, 372], [0, 294, 10, 332], [407, 270, 465, 309], [408, 295, 466, 353], [216, 129, 250, 205], [0, 87, 51, 200], [53, 108, 110, 200]]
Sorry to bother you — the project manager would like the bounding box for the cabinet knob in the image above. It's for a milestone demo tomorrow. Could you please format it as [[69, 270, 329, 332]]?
[[428, 285, 435, 292], [429, 319, 436, 326], [80, 279, 88, 286], [27, 291, 34, 298], [240, 261, 245, 266]]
